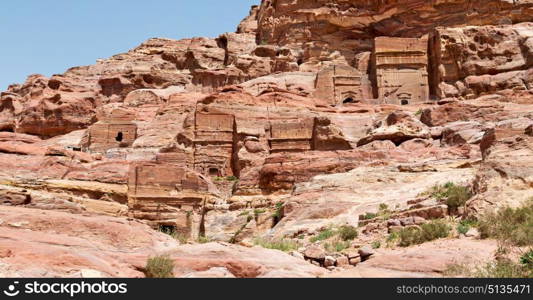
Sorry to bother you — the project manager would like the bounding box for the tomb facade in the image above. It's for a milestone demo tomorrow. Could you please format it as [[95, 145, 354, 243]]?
[[314, 65, 372, 106], [127, 158, 211, 238], [85, 108, 137, 152], [193, 113, 236, 177], [373, 37, 430, 105], [269, 118, 315, 152]]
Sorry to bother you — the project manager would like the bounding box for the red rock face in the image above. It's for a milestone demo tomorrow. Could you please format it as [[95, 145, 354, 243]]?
[[0, 0, 532, 278], [256, 0, 533, 65], [430, 23, 533, 99]]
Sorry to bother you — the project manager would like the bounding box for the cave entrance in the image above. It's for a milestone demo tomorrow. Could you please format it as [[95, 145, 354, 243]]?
[[115, 132, 124, 142], [159, 225, 177, 235], [401, 100, 409, 105], [209, 168, 220, 177], [343, 97, 355, 104]]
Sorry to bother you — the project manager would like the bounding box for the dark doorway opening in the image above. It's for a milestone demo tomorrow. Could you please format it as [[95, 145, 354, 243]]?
[[115, 132, 124, 142], [159, 225, 177, 236], [401, 100, 409, 106], [343, 97, 355, 104], [209, 168, 219, 176]]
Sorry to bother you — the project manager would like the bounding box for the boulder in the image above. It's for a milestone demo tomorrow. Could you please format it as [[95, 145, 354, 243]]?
[[324, 256, 336, 268], [359, 246, 376, 260], [304, 245, 326, 261], [358, 112, 431, 146]]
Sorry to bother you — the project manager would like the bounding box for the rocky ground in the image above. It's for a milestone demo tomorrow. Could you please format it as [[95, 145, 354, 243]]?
[[0, 0, 532, 278]]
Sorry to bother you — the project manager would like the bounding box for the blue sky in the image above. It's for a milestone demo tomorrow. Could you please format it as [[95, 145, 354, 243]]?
[[0, 0, 258, 90]]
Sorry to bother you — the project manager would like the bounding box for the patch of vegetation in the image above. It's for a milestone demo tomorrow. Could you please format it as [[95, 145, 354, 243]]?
[[386, 232, 400, 247], [378, 204, 392, 220], [456, 217, 479, 235], [272, 202, 285, 225], [226, 176, 239, 182], [398, 220, 451, 247], [254, 238, 299, 252], [520, 249, 533, 268], [478, 199, 533, 247], [446, 187, 473, 210], [415, 109, 424, 117], [457, 223, 470, 235], [472, 260, 532, 278], [372, 240, 382, 249], [175, 233, 189, 244], [145, 255, 174, 278], [310, 227, 336, 243], [254, 209, 266, 219], [446, 250, 533, 278], [197, 236, 211, 244], [360, 212, 379, 221], [460, 217, 479, 228], [450, 259, 531, 278], [360, 203, 393, 222], [214, 176, 224, 182], [425, 182, 472, 209], [229, 216, 253, 244], [238, 211, 251, 217], [338, 225, 358, 241], [325, 241, 351, 253]]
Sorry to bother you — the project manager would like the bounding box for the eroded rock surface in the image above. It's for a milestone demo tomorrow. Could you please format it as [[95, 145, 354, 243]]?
[[0, 0, 532, 278]]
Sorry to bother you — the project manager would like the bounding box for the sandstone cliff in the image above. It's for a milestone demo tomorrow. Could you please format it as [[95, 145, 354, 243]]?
[[0, 0, 531, 278]]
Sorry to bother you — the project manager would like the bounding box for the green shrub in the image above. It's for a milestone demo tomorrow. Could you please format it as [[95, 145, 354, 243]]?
[[145, 255, 174, 278], [372, 240, 382, 249], [387, 232, 399, 241], [338, 225, 358, 241], [420, 221, 451, 240], [460, 218, 479, 228], [325, 241, 351, 253], [399, 227, 424, 247], [229, 216, 254, 244], [426, 182, 472, 209], [387, 232, 399, 242], [360, 212, 379, 220], [272, 202, 284, 222], [310, 228, 335, 243], [254, 209, 266, 219], [520, 249, 533, 268], [473, 260, 531, 278], [446, 185, 473, 209], [360, 204, 393, 222], [226, 176, 238, 182], [478, 200, 533, 247], [399, 221, 451, 247], [254, 238, 299, 252], [457, 223, 470, 235], [238, 211, 250, 217], [444, 260, 532, 278], [197, 236, 211, 244]]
